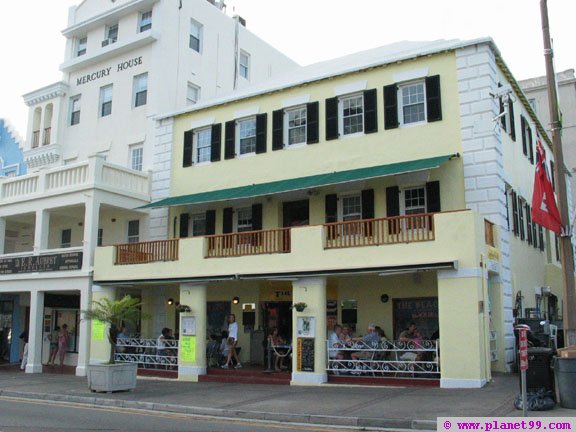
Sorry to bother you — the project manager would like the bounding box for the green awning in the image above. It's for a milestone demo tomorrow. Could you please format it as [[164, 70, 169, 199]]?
[[141, 154, 457, 209]]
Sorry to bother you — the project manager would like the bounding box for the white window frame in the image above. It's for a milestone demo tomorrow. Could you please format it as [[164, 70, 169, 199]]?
[[236, 207, 253, 233], [400, 186, 427, 216], [239, 50, 250, 80], [130, 145, 143, 171], [191, 213, 206, 237], [338, 93, 364, 137], [186, 83, 200, 105], [97, 228, 103, 247], [338, 194, 362, 222], [236, 117, 256, 156], [193, 127, 212, 164], [127, 220, 140, 243], [284, 106, 307, 147], [61, 229, 72, 248], [104, 23, 118, 45], [70, 95, 81, 126], [99, 85, 113, 117], [398, 81, 426, 126], [139, 10, 152, 32], [189, 19, 203, 53], [133, 73, 148, 108], [77, 36, 87, 57]]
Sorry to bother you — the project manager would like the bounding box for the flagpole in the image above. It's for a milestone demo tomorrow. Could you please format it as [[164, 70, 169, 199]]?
[[540, 0, 576, 347]]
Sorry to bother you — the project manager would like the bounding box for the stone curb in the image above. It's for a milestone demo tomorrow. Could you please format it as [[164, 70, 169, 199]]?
[[0, 389, 436, 430]]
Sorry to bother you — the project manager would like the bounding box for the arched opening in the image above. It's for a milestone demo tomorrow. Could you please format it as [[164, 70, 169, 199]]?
[[32, 107, 42, 148]]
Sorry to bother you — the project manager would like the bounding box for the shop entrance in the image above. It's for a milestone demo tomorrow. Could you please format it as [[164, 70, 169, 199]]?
[[262, 302, 292, 342], [0, 300, 13, 363]]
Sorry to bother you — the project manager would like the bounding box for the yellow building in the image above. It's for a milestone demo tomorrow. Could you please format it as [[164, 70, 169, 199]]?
[[93, 38, 563, 388]]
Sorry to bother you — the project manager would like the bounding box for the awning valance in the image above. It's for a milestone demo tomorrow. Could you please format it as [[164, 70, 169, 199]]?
[[141, 154, 457, 209]]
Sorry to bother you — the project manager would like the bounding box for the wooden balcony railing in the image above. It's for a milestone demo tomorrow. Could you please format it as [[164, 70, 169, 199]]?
[[206, 228, 291, 258], [324, 213, 435, 249], [115, 239, 179, 265], [32, 130, 40, 148], [43, 127, 51, 146]]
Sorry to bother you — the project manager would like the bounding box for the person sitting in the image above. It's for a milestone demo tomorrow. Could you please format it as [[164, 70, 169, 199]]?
[[398, 322, 423, 361], [340, 325, 353, 345], [350, 324, 380, 361], [328, 324, 345, 361], [268, 327, 288, 371]]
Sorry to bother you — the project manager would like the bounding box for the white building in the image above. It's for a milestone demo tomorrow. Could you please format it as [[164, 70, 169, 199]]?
[[0, 0, 297, 375]]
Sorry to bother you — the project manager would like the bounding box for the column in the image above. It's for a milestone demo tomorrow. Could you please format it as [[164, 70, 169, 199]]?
[[25, 290, 44, 373], [82, 196, 100, 271], [0, 217, 6, 255], [75, 284, 92, 376], [291, 277, 327, 386], [437, 270, 490, 388], [33, 209, 50, 253], [88, 285, 116, 364], [178, 283, 207, 381]]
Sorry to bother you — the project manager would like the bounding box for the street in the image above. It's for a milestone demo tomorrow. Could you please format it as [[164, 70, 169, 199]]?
[[0, 397, 369, 432]]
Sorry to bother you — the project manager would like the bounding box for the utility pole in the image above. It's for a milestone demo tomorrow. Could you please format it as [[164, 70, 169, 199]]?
[[540, 0, 576, 347]]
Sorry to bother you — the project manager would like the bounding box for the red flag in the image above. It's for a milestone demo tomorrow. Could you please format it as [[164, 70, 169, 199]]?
[[531, 136, 562, 234]]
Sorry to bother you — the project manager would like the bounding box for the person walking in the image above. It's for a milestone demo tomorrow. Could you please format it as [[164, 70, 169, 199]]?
[[19, 330, 29, 371], [48, 325, 60, 366], [221, 314, 241, 369], [57, 324, 69, 370]]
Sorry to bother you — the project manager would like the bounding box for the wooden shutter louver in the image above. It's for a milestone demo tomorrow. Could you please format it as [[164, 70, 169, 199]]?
[[224, 121, 235, 159], [383, 84, 399, 129], [272, 109, 284, 150], [425, 75, 442, 122], [255, 113, 267, 154], [183, 129, 193, 167], [363, 89, 378, 134], [307, 101, 319, 144], [210, 123, 221, 162], [325, 97, 339, 140]]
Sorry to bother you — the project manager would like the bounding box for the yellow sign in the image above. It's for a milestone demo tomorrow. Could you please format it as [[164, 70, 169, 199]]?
[[180, 336, 196, 363], [92, 320, 105, 341]]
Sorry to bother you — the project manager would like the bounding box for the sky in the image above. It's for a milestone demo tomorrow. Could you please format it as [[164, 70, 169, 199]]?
[[0, 0, 574, 139]]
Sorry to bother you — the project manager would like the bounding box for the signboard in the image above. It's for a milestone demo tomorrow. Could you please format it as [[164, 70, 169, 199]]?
[[393, 297, 438, 339], [519, 329, 528, 371], [92, 320, 105, 341], [296, 317, 315, 338], [0, 252, 83, 275], [297, 337, 314, 372], [180, 336, 196, 363], [181, 316, 196, 336]]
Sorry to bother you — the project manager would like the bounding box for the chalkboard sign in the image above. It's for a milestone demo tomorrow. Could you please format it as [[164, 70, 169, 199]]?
[[393, 297, 438, 339], [297, 337, 314, 372]]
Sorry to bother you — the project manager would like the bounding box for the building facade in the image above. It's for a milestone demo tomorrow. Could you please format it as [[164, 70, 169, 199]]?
[[0, 0, 297, 375], [93, 38, 564, 388]]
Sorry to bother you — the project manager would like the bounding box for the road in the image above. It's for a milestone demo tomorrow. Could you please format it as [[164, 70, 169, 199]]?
[[0, 397, 367, 432]]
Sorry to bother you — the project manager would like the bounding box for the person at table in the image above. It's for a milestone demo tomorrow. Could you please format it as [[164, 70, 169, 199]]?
[[350, 324, 380, 361], [398, 322, 422, 361], [328, 324, 345, 360], [340, 325, 353, 345], [269, 327, 288, 371]]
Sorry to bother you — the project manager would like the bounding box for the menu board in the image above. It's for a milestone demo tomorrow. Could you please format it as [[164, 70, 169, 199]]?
[[297, 337, 314, 372], [393, 297, 439, 339]]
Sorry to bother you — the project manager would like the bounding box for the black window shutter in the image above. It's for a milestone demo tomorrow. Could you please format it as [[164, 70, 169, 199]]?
[[426, 181, 441, 213], [512, 191, 519, 236], [518, 196, 525, 241], [325, 97, 339, 140], [498, 83, 507, 132], [363, 89, 378, 134], [508, 99, 516, 141], [307, 101, 319, 144], [539, 225, 544, 251], [179, 213, 189, 238], [183, 129, 193, 167], [325, 194, 338, 223], [383, 84, 399, 129], [527, 126, 534, 164], [386, 186, 400, 217], [223, 207, 233, 233], [272, 109, 284, 150], [211, 123, 221, 162], [550, 161, 556, 191], [425, 75, 442, 122], [256, 113, 267, 154], [361, 189, 375, 219], [252, 204, 263, 230], [533, 217, 539, 250], [521, 116, 527, 156], [205, 210, 216, 235], [526, 203, 532, 245], [224, 121, 235, 159]]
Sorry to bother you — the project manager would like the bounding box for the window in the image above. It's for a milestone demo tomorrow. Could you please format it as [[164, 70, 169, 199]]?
[[528, 98, 537, 113], [133, 73, 148, 107], [239, 51, 250, 79], [97, 228, 103, 247], [99, 85, 113, 117], [61, 229, 72, 248], [400, 82, 426, 124], [194, 127, 211, 164], [341, 195, 362, 221], [236, 207, 253, 232], [70, 96, 81, 126], [139, 11, 152, 32], [130, 145, 143, 171], [186, 83, 200, 105], [285, 106, 307, 146], [191, 213, 206, 236], [4, 168, 17, 178], [127, 220, 140, 243], [403, 187, 426, 215], [237, 117, 256, 155], [77, 37, 87, 57], [189, 19, 202, 52], [339, 94, 364, 136], [103, 24, 118, 46]]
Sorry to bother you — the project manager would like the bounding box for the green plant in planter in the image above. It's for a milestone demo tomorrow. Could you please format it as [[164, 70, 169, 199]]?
[[83, 295, 147, 364], [292, 302, 307, 312]]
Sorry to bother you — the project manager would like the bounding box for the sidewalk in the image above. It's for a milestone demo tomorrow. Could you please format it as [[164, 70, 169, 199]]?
[[0, 367, 574, 430]]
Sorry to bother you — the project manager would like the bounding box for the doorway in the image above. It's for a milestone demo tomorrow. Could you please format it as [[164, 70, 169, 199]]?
[[283, 200, 309, 227], [0, 300, 13, 363], [262, 302, 292, 342]]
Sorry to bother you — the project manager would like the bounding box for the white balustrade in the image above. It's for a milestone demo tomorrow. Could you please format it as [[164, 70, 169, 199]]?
[[101, 164, 149, 195]]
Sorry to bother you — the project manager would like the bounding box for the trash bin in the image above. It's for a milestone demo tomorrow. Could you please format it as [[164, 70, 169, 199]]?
[[554, 357, 576, 408], [518, 347, 554, 392]]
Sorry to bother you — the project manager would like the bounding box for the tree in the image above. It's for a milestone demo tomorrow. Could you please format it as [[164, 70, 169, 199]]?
[[83, 295, 146, 364]]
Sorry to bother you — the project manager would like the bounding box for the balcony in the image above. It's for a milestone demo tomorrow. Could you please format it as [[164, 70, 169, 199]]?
[[96, 210, 482, 283], [116, 239, 179, 265]]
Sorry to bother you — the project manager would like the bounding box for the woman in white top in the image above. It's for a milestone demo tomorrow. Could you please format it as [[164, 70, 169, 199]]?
[[222, 314, 241, 369]]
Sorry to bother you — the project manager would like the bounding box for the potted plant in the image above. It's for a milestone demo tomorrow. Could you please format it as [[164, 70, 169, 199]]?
[[83, 295, 146, 392], [292, 302, 307, 312]]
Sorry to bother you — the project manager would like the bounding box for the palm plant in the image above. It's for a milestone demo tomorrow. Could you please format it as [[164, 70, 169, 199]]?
[[83, 295, 145, 364]]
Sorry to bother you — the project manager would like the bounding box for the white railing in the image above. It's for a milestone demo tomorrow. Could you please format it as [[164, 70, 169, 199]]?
[[46, 164, 88, 191], [101, 164, 149, 195], [326, 339, 439, 377], [114, 338, 178, 370], [1, 176, 39, 199]]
